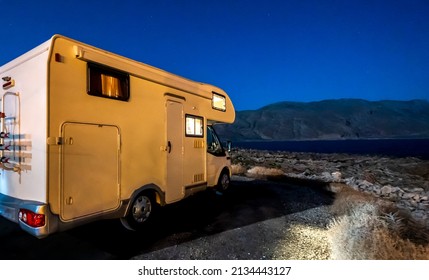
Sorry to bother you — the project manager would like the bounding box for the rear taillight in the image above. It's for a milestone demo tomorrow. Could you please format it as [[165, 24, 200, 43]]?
[[19, 209, 45, 227]]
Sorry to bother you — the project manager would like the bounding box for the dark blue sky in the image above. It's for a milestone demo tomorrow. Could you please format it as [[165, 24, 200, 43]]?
[[1, 0, 428, 111]]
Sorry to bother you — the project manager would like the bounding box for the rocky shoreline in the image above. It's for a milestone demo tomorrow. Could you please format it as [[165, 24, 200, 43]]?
[[231, 149, 429, 226]]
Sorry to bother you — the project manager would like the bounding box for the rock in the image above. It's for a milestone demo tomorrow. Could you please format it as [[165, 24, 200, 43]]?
[[320, 172, 333, 181], [402, 193, 415, 199], [374, 188, 381, 196], [331, 171, 342, 181], [345, 177, 357, 185], [380, 185, 393, 196], [410, 201, 419, 208], [393, 187, 404, 193], [417, 203, 429, 210], [412, 210, 426, 220], [361, 180, 374, 187]]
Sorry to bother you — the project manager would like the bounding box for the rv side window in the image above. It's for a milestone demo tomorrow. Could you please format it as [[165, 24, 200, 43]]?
[[87, 63, 130, 101], [186, 115, 204, 137], [212, 92, 226, 111]]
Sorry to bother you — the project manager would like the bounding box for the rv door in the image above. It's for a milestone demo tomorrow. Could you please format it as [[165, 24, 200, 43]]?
[[165, 100, 184, 203]]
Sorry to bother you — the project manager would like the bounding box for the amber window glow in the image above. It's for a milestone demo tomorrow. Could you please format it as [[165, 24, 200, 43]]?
[[88, 63, 129, 101]]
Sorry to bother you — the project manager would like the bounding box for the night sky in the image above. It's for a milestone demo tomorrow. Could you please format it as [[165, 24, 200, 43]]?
[[1, 0, 428, 111]]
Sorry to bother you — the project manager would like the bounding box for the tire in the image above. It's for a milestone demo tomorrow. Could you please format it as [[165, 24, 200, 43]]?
[[216, 170, 230, 192], [121, 191, 157, 231]]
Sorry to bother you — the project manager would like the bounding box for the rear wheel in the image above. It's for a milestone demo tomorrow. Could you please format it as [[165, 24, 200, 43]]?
[[121, 191, 158, 231]]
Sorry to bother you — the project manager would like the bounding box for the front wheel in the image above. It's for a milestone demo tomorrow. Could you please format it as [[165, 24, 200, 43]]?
[[121, 191, 158, 231], [216, 170, 230, 192]]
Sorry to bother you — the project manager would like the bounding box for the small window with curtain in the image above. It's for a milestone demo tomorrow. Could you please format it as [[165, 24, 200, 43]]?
[[87, 63, 130, 101], [186, 114, 204, 137]]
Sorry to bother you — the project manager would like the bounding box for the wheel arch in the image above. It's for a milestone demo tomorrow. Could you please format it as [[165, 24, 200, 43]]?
[[123, 184, 165, 216], [219, 166, 231, 180]]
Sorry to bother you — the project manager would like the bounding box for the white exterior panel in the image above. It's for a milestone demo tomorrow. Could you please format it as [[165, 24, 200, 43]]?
[[0, 40, 50, 203]]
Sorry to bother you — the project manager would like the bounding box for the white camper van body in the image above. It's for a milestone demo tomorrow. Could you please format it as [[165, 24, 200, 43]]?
[[0, 35, 235, 238]]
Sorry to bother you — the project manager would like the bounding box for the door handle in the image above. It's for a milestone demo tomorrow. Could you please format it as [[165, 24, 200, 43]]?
[[167, 141, 172, 153]]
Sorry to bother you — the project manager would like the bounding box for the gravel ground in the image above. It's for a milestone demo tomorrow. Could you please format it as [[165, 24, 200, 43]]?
[[132, 205, 333, 260], [131, 149, 429, 260]]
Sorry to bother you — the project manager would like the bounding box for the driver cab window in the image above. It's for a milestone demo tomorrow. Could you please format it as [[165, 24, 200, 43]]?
[[207, 126, 225, 156]]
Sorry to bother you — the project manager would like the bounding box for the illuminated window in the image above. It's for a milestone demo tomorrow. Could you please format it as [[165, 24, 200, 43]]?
[[87, 63, 129, 101], [186, 115, 204, 137], [212, 92, 226, 111]]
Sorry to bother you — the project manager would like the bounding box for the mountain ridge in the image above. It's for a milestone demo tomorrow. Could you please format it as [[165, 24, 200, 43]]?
[[216, 99, 429, 141]]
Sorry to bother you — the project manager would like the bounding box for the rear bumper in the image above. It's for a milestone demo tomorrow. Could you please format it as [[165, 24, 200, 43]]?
[[0, 193, 58, 238]]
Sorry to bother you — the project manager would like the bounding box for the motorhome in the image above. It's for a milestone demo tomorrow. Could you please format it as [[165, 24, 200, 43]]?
[[0, 35, 235, 238]]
